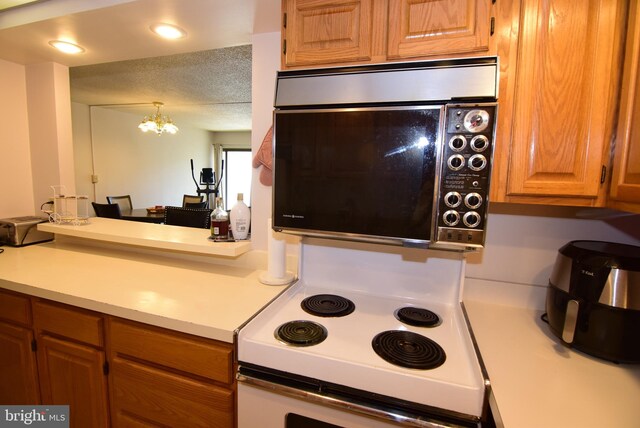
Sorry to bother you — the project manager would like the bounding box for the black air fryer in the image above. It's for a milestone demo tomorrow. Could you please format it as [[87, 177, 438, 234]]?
[[546, 240, 640, 363]]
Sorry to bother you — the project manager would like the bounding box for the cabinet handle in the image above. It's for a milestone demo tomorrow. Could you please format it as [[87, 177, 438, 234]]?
[[600, 165, 607, 184], [283, 39, 287, 55], [31, 338, 37, 352], [103, 361, 110, 376], [283, 12, 287, 29], [490, 17, 495, 36]]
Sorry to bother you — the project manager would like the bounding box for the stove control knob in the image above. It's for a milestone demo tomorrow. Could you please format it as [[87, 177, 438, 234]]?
[[443, 210, 460, 226], [444, 191, 462, 208], [468, 154, 487, 171], [463, 211, 481, 228], [448, 154, 465, 171], [470, 135, 490, 152], [448, 135, 467, 152], [465, 192, 483, 209]]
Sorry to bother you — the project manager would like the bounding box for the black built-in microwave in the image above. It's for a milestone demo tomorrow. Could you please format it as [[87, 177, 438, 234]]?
[[272, 58, 498, 251]]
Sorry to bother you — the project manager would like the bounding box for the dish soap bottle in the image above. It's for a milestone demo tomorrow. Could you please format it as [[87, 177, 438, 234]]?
[[230, 193, 250, 240], [210, 197, 229, 241]]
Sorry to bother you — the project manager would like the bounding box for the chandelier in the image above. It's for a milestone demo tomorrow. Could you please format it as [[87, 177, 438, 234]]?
[[138, 102, 179, 135]]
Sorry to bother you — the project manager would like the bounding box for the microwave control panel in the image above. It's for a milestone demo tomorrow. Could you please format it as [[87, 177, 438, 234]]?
[[435, 104, 497, 248]]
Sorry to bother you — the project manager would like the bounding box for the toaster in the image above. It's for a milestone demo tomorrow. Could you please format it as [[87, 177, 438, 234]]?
[[0, 216, 54, 247]]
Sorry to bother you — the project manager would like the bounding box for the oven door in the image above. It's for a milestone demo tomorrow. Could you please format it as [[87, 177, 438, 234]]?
[[273, 106, 444, 248]]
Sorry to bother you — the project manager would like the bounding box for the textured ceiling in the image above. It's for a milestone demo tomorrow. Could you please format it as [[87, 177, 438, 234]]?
[[70, 45, 252, 131]]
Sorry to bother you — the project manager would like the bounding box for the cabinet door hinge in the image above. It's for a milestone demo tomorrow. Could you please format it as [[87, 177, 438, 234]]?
[[103, 361, 109, 376], [490, 17, 495, 36], [283, 39, 287, 55], [31, 338, 37, 352], [283, 12, 287, 29], [600, 165, 607, 184]]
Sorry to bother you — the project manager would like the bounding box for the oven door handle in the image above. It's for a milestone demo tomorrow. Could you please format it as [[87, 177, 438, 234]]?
[[237, 370, 475, 428]]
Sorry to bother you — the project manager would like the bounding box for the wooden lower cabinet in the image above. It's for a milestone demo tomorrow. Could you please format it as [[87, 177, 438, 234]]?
[[0, 290, 236, 427], [0, 289, 40, 405], [110, 357, 233, 428], [36, 335, 110, 428], [33, 300, 109, 428], [0, 321, 40, 404], [107, 318, 235, 428]]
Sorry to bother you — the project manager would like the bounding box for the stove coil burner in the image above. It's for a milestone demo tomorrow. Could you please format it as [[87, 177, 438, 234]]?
[[372, 330, 446, 370], [395, 307, 441, 327], [275, 320, 328, 347], [301, 294, 355, 317]]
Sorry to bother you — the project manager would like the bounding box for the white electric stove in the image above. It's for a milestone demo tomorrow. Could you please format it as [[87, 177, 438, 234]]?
[[237, 238, 489, 428]]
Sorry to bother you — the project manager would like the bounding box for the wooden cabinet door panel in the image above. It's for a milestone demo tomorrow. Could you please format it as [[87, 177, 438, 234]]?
[[0, 322, 40, 404], [388, 0, 491, 59], [610, 0, 640, 210], [506, 0, 620, 199], [37, 335, 109, 428], [283, 0, 373, 66], [110, 357, 233, 428]]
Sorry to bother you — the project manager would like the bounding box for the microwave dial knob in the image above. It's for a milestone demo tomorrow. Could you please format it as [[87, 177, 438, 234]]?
[[448, 135, 467, 152], [470, 135, 489, 152], [443, 210, 460, 226], [465, 192, 483, 209], [444, 191, 462, 208], [463, 211, 481, 228], [464, 110, 490, 133], [448, 154, 465, 171], [468, 154, 487, 171]]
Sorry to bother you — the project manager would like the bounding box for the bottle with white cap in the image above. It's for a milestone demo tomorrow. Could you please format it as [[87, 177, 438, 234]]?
[[230, 193, 250, 240]]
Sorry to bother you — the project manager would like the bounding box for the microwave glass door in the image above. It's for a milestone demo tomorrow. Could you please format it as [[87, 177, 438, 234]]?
[[274, 106, 442, 244]]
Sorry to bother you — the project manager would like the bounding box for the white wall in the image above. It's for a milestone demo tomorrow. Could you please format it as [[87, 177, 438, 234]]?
[[26, 62, 76, 209], [467, 204, 640, 288], [0, 59, 34, 218], [72, 105, 214, 209], [250, 31, 282, 251]]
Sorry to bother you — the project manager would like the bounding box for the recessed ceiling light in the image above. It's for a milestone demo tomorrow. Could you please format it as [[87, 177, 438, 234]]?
[[48, 40, 85, 54], [150, 23, 187, 40]]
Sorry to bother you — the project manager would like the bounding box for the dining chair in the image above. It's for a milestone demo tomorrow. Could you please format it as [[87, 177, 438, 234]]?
[[106, 195, 133, 212], [92, 202, 122, 219], [163, 206, 212, 229], [182, 194, 204, 207], [185, 202, 207, 209]]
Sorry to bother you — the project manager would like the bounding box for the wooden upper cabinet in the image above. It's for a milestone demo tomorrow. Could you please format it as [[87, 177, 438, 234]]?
[[282, 0, 374, 67], [281, 0, 494, 68], [494, 0, 626, 205], [387, 0, 491, 60], [609, 0, 640, 213]]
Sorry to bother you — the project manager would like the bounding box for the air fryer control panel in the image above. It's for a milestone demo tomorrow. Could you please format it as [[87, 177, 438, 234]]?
[[435, 104, 497, 248]]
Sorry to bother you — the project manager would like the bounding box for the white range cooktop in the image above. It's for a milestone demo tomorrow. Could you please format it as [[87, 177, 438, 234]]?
[[238, 239, 485, 417]]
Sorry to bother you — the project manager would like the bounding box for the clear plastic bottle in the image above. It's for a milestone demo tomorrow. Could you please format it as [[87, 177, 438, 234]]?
[[230, 193, 250, 240], [210, 197, 229, 241]]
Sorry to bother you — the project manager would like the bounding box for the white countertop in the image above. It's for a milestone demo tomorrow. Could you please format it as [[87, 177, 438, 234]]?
[[0, 240, 290, 343], [38, 217, 251, 257], [464, 279, 640, 428]]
